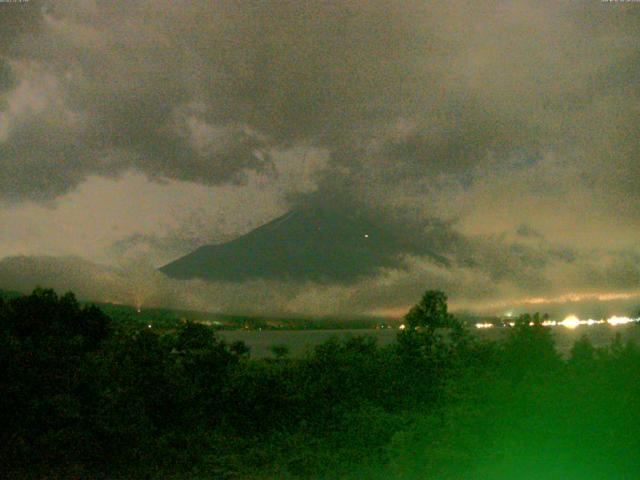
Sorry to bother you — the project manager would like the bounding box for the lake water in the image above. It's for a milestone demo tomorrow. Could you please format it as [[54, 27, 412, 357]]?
[[219, 324, 640, 358]]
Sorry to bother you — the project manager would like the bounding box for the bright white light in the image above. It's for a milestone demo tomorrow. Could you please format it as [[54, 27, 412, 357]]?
[[148, 324, 152, 328], [364, 234, 369, 238], [560, 315, 580, 329], [461, 314, 639, 330], [475, 322, 494, 329], [607, 316, 634, 326], [398, 324, 406, 330]]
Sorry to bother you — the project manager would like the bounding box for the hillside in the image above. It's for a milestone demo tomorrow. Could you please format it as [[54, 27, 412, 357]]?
[[160, 208, 444, 283]]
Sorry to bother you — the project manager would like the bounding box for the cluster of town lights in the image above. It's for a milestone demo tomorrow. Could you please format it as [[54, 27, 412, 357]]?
[[475, 315, 640, 329]]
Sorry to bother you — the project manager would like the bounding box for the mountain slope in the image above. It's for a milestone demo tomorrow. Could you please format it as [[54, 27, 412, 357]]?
[[159, 208, 444, 283]]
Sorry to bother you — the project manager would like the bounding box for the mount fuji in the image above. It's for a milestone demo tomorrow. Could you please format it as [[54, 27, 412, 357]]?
[[159, 208, 445, 283]]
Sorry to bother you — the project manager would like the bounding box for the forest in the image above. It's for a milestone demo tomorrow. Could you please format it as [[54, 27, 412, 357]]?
[[2, 288, 640, 479]]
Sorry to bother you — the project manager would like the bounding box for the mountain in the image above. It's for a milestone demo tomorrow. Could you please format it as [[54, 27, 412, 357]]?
[[159, 207, 445, 283], [0, 255, 127, 299], [0, 255, 173, 309]]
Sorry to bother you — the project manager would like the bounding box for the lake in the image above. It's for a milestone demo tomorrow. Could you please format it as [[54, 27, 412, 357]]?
[[219, 324, 640, 358]]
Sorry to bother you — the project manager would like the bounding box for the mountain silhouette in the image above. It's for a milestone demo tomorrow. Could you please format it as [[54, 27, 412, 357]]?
[[159, 208, 443, 283]]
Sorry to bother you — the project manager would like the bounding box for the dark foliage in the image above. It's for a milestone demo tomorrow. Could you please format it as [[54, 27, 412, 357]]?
[[1, 288, 639, 479]]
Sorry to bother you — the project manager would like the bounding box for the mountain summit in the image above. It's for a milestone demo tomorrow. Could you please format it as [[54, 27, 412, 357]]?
[[159, 208, 425, 283]]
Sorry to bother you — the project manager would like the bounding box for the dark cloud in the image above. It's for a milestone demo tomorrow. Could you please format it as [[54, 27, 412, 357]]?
[[0, 59, 15, 94], [0, 1, 633, 204], [0, 0, 43, 52], [517, 225, 544, 239]]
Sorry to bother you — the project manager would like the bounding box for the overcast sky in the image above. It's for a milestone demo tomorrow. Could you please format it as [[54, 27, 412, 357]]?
[[0, 0, 639, 317]]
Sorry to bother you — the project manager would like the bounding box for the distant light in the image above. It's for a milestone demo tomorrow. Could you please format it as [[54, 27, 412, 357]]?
[[475, 322, 493, 329], [399, 324, 406, 330], [586, 319, 604, 326], [607, 316, 634, 326], [505, 311, 513, 318], [468, 316, 637, 329], [560, 315, 580, 329], [148, 324, 152, 328], [364, 234, 369, 238], [137, 308, 141, 313]]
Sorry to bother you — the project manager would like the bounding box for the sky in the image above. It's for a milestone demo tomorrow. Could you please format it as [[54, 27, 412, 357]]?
[[0, 0, 639, 318]]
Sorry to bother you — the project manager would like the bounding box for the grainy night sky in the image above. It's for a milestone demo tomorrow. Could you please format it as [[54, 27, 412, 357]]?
[[0, 1, 638, 317]]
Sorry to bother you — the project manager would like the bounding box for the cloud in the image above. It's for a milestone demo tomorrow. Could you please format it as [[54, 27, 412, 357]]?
[[0, 1, 634, 205], [0, 1, 638, 314]]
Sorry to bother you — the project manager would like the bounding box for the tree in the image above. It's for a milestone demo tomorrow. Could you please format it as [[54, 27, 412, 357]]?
[[173, 321, 219, 351], [404, 290, 454, 332], [0, 288, 111, 473], [569, 335, 596, 370], [230, 340, 251, 357], [270, 344, 290, 360], [503, 312, 560, 380]]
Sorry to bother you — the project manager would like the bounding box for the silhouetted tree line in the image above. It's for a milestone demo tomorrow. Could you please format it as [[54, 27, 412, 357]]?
[[1, 288, 640, 479]]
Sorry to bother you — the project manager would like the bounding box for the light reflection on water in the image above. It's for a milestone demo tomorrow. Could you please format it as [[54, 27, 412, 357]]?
[[218, 323, 640, 359]]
